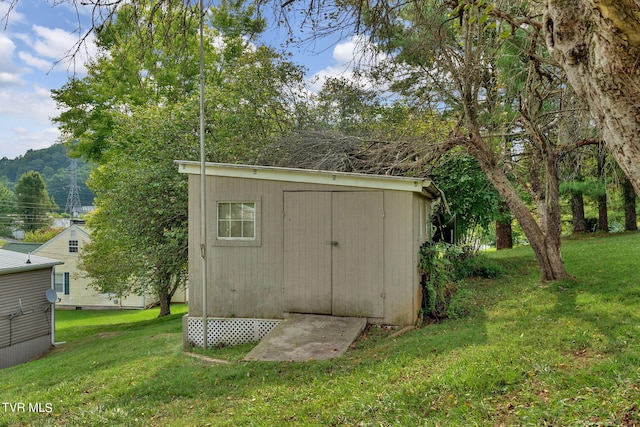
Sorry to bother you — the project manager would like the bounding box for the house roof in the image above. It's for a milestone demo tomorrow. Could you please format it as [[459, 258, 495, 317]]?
[[176, 161, 443, 198], [2, 242, 42, 254], [0, 249, 63, 275]]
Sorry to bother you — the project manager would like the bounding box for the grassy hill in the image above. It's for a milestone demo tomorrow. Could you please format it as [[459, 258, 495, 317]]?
[[1, 233, 639, 426]]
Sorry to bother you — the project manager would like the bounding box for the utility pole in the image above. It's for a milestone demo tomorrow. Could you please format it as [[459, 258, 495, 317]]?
[[65, 159, 82, 218]]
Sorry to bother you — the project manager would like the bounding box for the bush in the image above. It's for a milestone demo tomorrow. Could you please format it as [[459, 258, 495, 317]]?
[[24, 227, 64, 243], [419, 241, 502, 321]]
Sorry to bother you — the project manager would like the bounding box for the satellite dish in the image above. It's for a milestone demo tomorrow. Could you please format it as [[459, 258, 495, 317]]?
[[46, 289, 58, 303]]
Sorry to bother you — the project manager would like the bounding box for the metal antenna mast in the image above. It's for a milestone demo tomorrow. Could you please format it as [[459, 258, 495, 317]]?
[[65, 159, 82, 217]]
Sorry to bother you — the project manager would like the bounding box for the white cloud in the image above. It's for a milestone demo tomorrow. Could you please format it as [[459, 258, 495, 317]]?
[[16, 24, 97, 75], [17, 51, 53, 72], [308, 35, 387, 93], [0, 2, 26, 27], [0, 83, 56, 119], [0, 125, 60, 159], [0, 33, 26, 85], [0, 71, 24, 86]]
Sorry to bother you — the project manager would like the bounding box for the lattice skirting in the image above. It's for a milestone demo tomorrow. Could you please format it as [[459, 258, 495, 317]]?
[[186, 317, 281, 347]]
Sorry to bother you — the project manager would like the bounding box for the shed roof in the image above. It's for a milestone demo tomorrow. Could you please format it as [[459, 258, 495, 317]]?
[[176, 161, 442, 198], [0, 249, 63, 276]]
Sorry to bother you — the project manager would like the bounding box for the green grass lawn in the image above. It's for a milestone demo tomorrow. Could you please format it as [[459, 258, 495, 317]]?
[[1, 233, 639, 426]]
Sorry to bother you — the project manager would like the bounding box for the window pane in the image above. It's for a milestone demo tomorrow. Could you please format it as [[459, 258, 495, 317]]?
[[231, 203, 243, 219], [243, 221, 254, 238], [218, 220, 230, 238], [217, 201, 257, 241], [54, 273, 64, 292], [242, 203, 255, 219], [218, 203, 231, 219], [230, 220, 242, 237]]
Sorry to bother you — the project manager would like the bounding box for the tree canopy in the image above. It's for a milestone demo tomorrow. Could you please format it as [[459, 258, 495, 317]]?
[[65, 1, 305, 315]]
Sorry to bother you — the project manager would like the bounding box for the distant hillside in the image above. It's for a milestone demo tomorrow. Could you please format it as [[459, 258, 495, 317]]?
[[0, 144, 95, 209]]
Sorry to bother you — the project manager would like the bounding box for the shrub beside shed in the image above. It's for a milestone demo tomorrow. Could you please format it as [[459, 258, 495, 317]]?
[[177, 162, 443, 347]]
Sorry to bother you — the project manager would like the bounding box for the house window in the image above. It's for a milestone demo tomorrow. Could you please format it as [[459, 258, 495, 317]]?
[[217, 202, 255, 240], [54, 272, 70, 295], [69, 240, 79, 253]]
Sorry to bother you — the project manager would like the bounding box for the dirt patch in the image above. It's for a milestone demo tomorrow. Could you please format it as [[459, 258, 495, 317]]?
[[184, 351, 231, 364]]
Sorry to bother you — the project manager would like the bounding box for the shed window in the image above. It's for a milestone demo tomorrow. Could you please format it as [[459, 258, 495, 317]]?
[[217, 202, 256, 240], [69, 240, 79, 253]]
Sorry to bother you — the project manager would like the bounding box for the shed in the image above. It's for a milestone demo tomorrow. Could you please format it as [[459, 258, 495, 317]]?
[[177, 162, 443, 347], [0, 249, 62, 369]]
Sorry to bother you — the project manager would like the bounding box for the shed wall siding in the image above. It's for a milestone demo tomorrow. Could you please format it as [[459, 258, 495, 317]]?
[[0, 335, 51, 369], [381, 191, 416, 325], [0, 269, 52, 368], [187, 174, 433, 325], [331, 191, 384, 318]]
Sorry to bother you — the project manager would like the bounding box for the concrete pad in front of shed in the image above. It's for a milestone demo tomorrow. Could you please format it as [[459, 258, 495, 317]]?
[[244, 314, 366, 362]]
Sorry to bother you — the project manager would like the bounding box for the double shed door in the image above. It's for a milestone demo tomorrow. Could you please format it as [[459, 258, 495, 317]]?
[[284, 191, 384, 318]]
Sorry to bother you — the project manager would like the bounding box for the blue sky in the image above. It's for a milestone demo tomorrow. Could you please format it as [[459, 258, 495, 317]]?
[[0, 0, 370, 160]]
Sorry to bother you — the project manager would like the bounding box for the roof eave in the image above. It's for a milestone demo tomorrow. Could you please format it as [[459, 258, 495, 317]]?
[[176, 161, 436, 195]]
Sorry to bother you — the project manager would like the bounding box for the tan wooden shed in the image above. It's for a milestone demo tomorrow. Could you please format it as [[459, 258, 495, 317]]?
[[177, 162, 442, 347]]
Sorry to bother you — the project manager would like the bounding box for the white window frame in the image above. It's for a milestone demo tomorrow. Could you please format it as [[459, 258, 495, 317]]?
[[213, 196, 261, 247], [217, 201, 256, 240], [69, 240, 79, 253]]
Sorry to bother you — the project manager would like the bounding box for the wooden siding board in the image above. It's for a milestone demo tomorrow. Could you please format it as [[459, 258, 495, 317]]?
[[0, 269, 53, 368], [331, 192, 384, 318], [382, 191, 416, 325], [284, 191, 332, 314]]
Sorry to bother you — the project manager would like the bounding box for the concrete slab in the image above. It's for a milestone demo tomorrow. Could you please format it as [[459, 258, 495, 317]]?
[[244, 314, 366, 362]]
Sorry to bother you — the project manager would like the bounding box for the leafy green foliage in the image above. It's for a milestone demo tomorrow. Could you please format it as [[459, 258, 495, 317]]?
[[14, 171, 58, 232], [23, 227, 66, 243], [0, 144, 94, 207], [419, 241, 503, 320], [0, 182, 14, 237], [72, 1, 304, 316], [431, 151, 503, 245]]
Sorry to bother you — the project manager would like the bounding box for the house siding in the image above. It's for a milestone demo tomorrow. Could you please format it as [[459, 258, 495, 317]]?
[[33, 225, 164, 309], [0, 269, 53, 369]]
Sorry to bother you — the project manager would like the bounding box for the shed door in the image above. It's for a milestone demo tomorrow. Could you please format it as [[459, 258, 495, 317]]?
[[283, 191, 384, 318]]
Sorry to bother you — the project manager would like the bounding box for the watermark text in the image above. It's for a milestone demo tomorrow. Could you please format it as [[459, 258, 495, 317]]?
[[2, 402, 53, 413]]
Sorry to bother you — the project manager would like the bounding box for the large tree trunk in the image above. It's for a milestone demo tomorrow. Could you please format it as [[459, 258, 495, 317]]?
[[571, 191, 587, 233], [623, 176, 638, 230], [468, 139, 570, 281], [597, 193, 608, 232], [597, 142, 609, 232], [543, 0, 640, 196], [495, 204, 513, 250]]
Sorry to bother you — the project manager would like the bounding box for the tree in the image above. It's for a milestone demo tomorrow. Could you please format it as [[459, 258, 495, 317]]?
[[80, 104, 192, 316], [623, 177, 638, 231], [70, 2, 304, 316], [0, 183, 15, 237], [348, 0, 575, 280], [14, 171, 57, 232], [543, 0, 640, 196]]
